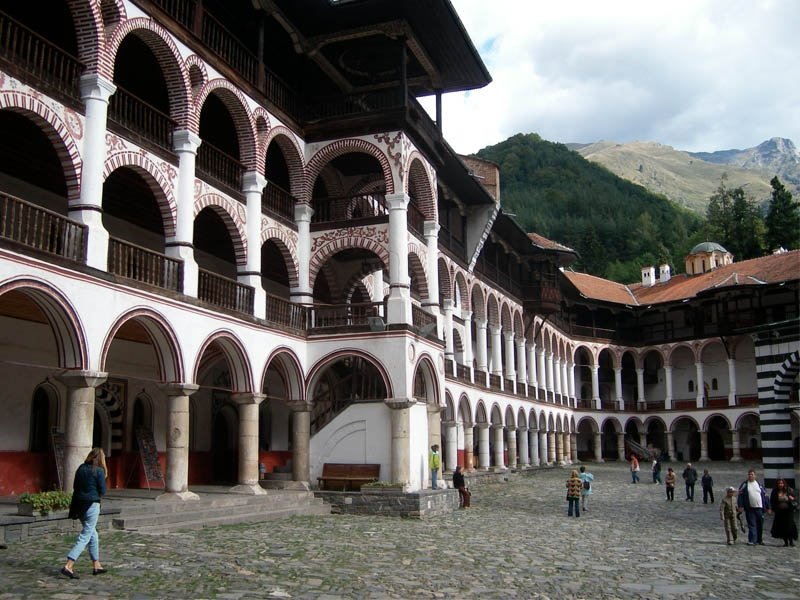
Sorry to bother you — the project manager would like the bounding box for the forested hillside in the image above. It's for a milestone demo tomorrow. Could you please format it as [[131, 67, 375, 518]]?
[[475, 133, 705, 283]]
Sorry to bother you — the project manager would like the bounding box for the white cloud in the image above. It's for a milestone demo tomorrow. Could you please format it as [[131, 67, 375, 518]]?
[[424, 0, 800, 153]]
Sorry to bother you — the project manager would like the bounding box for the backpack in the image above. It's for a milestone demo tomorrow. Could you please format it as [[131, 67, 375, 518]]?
[[582, 479, 591, 490]]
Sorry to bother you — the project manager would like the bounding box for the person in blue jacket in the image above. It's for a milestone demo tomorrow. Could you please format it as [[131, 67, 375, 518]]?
[[737, 468, 771, 546], [61, 448, 108, 579]]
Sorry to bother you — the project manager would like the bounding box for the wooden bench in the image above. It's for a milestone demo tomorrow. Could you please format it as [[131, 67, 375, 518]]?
[[317, 463, 380, 491]]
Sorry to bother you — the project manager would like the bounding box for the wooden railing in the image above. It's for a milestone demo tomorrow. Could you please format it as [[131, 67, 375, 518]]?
[[412, 304, 437, 332], [0, 10, 84, 99], [196, 141, 244, 195], [311, 194, 387, 226], [407, 200, 425, 237], [198, 268, 253, 314], [107, 237, 182, 292], [201, 9, 258, 85], [262, 182, 295, 224], [456, 363, 471, 382], [108, 86, 175, 151], [304, 87, 403, 121], [311, 302, 382, 328], [489, 373, 501, 390], [0, 192, 86, 262], [265, 294, 308, 331]]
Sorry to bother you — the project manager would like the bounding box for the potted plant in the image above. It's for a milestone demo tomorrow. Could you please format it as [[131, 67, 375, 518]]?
[[18, 490, 72, 516]]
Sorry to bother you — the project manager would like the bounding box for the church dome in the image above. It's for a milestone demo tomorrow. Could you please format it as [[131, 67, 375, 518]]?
[[689, 241, 728, 255]]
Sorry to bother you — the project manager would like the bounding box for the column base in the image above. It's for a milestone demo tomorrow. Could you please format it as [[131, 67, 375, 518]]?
[[155, 490, 200, 502], [229, 483, 268, 495], [594, 458, 605, 463], [729, 456, 744, 462]]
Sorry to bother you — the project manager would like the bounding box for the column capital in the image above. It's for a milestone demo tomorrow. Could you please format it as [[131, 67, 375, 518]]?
[[294, 201, 314, 222], [173, 129, 202, 153], [476, 422, 490, 430], [79, 73, 116, 102], [242, 171, 267, 194], [159, 382, 200, 397], [423, 221, 440, 237], [385, 192, 409, 210], [384, 397, 417, 410], [517, 426, 528, 433], [231, 392, 266, 406], [490, 423, 504, 431], [57, 370, 108, 389], [427, 402, 446, 414], [286, 399, 313, 412]]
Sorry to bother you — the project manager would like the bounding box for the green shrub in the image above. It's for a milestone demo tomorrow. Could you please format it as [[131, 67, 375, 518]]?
[[19, 490, 72, 515]]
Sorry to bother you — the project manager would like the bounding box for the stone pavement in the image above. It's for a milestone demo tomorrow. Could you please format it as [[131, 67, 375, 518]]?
[[0, 461, 797, 599]]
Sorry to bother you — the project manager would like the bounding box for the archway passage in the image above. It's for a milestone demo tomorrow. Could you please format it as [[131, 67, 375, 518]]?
[[309, 355, 388, 434]]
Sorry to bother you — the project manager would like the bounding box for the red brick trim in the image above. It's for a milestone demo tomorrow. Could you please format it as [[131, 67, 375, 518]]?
[[304, 139, 395, 203], [195, 193, 248, 268], [193, 80, 257, 170]]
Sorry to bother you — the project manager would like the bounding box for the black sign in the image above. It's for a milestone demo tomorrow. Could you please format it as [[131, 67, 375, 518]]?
[[135, 428, 163, 483]]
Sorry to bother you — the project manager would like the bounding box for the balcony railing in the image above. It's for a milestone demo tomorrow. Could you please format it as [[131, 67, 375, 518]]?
[[265, 294, 308, 331], [107, 237, 183, 292], [456, 363, 471, 382], [196, 141, 245, 196], [0, 10, 84, 100], [407, 200, 425, 237], [311, 301, 383, 329], [412, 304, 437, 332], [262, 182, 295, 225], [489, 373, 501, 390], [304, 88, 403, 122], [198, 268, 254, 314], [201, 10, 258, 84], [0, 192, 86, 262], [108, 86, 176, 152], [311, 194, 387, 226]]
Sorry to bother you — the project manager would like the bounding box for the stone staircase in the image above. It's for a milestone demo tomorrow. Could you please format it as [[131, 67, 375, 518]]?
[[106, 487, 331, 534]]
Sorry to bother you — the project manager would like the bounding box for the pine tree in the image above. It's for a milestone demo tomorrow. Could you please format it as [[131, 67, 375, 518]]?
[[765, 177, 800, 251]]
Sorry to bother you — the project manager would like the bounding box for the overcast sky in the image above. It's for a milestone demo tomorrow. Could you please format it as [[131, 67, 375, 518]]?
[[421, 0, 800, 155]]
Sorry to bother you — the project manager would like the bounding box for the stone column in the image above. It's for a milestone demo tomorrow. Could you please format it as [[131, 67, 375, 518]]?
[[464, 423, 475, 470], [72, 74, 115, 270], [443, 421, 458, 472], [537, 348, 546, 400], [593, 431, 604, 462], [422, 221, 440, 319], [503, 331, 516, 381], [490, 325, 503, 377], [385, 193, 411, 324], [727, 359, 737, 406], [562, 432, 571, 464], [667, 431, 676, 462], [158, 383, 200, 501], [475, 317, 488, 375], [241, 171, 268, 319], [287, 399, 312, 486], [292, 202, 314, 305], [616, 432, 626, 461], [553, 357, 562, 402], [695, 362, 705, 408], [547, 430, 557, 464], [516, 337, 527, 393], [58, 371, 108, 492], [507, 427, 518, 469], [729, 429, 742, 461], [443, 300, 455, 370], [614, 366, 624, 410], [592, 365, 602, 410], [570, 433, 578, 463], [231, 393, 267, 495], [699, 430, 709, 462], [540, 430, 549, 466], [546, 352, 555, 401], [385, 398, 416, 484], [492, 424, 505, 469], [568, 362, 576, 407], [518, 427, 529, 467], [635, 368, 646, 409], [461, 311, 474, 380], [477, 423, 490, 470], [663, 365, 673, 410], [555, 431, 564, 464], [427, 403, 443, 457], [529, 428, 540, 466], [527, 343, 538, 399], [168, 129, 201, 296]]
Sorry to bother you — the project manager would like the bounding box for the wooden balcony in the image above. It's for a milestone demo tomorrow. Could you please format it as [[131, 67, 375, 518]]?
[[107, 237, 183, 293], [311, 194, 387, 228], [456, 363, 471, 383], [412, 304, 437, 333], [261, 182, 296, 227], [407, 200, 425, 238], [265, 294, 308, 331], [310, 301, 382, 329], [0, 192, 86, 263], [0, 10, 83, 101], [198, 268, 254, 314], [196, 141, 244, 199], [108, 86, 176, 153]]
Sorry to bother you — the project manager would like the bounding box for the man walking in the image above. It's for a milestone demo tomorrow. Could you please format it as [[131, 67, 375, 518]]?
[[737, 469, 771, 545], [453, 465, 471, 508], [682, 462, 698, 501]]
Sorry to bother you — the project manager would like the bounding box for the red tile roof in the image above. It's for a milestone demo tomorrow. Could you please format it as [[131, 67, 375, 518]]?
[[527, 232, 575, 253], [564, 250, 800, 306]]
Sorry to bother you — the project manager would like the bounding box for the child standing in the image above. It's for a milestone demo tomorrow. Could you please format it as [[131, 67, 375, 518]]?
[[720, 486, 738, 544], [702, 469, 715, 504], [665, 467, 676, 501]]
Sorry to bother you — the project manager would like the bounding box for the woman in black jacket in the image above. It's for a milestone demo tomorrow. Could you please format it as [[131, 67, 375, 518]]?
[[61, 448, 108, 579]]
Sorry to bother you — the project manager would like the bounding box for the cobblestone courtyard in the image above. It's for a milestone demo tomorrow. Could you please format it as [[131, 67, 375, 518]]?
[[0, 462, 797, 599]]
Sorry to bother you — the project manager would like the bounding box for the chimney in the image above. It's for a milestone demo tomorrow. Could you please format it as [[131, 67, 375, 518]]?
[[641, 266, 656, 287], [659, 264, 671, 283]]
